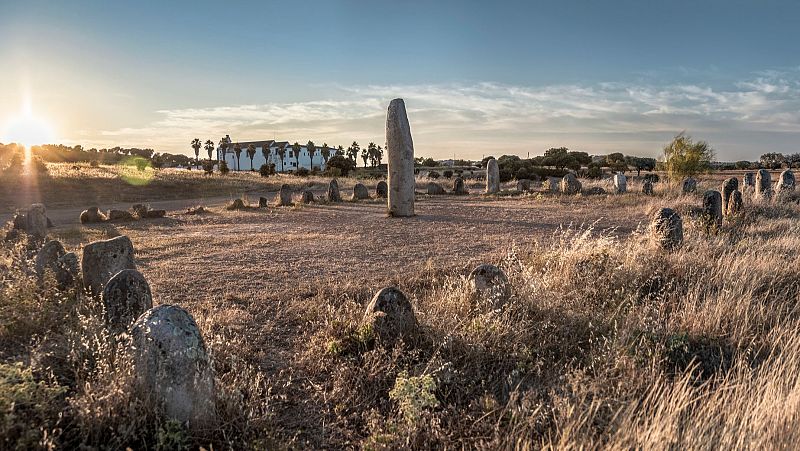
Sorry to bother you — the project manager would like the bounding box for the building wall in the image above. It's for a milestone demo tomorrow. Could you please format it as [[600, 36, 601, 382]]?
[[219, 145, 328, 172]]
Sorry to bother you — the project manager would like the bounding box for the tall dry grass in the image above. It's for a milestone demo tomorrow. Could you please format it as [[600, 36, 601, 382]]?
[[3, 181, 800, 449]]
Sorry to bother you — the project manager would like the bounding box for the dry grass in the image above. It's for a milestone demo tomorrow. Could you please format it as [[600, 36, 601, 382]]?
[[3, 171, 800, 449]]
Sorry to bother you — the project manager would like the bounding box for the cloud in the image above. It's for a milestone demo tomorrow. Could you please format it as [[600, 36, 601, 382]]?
[[84, 68, 800, 160]]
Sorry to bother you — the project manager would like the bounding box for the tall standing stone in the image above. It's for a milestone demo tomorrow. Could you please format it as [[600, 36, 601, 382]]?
[[728, 191, 743, 216], [276, 184, 293, 206], [486, 159, 500, 194], [386, 98, 415, 217], [613, 173, 627, 194], [775, 169, 795, 193], [82, 235, 137, 296], [756, 169, 772, 199], [742, 172, 756, 193], [702, 190, 723, 232], [328, 179, 342, 202], [651, 208, 683, 250], [721, 177, 739, 215], [103, 269, 153, 335], [25, 204, 48, 239], [130, 305, 215, 426], [35, 240, 66, 279], [642, 180, 654, 195]]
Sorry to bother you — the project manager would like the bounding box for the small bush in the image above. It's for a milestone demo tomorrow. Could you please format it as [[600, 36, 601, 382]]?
[[427, 171, 440, 179], [259, 164, 272, 177], [443, 170, 454, 179], [202, 160, 215, 175], [295, 167, 310, 177], [219, 161, 230, 175], [89, 160, 99, 168]]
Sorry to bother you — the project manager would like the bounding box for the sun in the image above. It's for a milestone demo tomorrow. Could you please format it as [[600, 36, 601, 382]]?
[[1, 109, 56, 148]]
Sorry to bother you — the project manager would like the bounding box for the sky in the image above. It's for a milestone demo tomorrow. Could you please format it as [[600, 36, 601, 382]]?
[[1, 0, 799, 161]]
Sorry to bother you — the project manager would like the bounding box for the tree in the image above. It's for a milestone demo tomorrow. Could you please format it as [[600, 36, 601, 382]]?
[[276, 144, 286, 172], [261, 144, 270, 167], [191, 138, 202, 164], [204, 140, 214, 161], [625, 156, 657, 176], [664, 132, 715, 178], [291, 142, 302, 171], [347, 141, 360, 162], [336, 145, 345, 156], [542, 147, 575, 170], [760, 152, 785, 169], [605, 153, 628, 173], [734, 160, 752, 170], [218, 137, 229, 162], [233, 142, 242, 171], [376, 145, 384, 166], [307, 141, 317, 170], [246, 143, 257, 171], [361, 146, 369, 167], [325, 155, 356, 176], [321, 143, 331, 165]]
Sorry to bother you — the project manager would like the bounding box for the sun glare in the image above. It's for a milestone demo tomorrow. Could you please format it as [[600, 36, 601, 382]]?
[[2, 113, 56, 148]]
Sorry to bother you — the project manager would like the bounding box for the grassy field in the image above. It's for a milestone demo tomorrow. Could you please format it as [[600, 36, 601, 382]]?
[[3, 167, 800, 449]]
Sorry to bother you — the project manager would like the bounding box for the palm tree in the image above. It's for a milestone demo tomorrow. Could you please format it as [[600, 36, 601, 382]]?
[[336, 145, 344, 156], [307, 140, 317, 170], [246, 143, 257, 170], [276, 144, 286, 172], [204, 140, 214, 161], [233, 142, 242, 171], [191, 138, 201, 165], [321, 143, 331, 166], [218, 137, 229, 162], [261, 144, 271, 168], [376, 145, 384, 166], [367, 142, 378, 167], [348, 141, 360, 162], [292, 142, 302, 171]]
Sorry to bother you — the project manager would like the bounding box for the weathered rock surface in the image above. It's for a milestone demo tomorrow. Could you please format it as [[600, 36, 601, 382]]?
[[642, 180, 654, 195], [467, 264, 511, 309], [226, 199, 246, 210], [452, 177, 468, 195], [702, 190, 723, 231], [130, 304, 215, 426], [258, 197, 268, 208], [57, 252, 80, 289], [103, 269, 153, 335], [276, 184, 293, 206], [776, 169, 795, 193], [728, 190, 743, 216], [35, 240, 66, 278], [353, 183, 370, 200], [613, 174, 627, 194], [363, 287, 417, 343], [108, 209, 135, 221], [742, 172, 756, 192], [651, 208, 683, 250], [585, 186, 607, 195], [560, 173, 581, 194], [682, 178, 697, 194], [328, 179, 342, 202], [301, 190, 315, 203], [80, 207, 107, 224], [516, 179, 531, 192], [386, 99, 415, 217], [721, 178, 738, 215], [426, 182, 446, 195], [376, 180, 388, 198], [546, 177, 560, 192], [82, 235, 137, 296], [25, 204, 48, 239], [132, 204, 149, 218], [486, 159, 500, 194], [756, 169, 772, 199]]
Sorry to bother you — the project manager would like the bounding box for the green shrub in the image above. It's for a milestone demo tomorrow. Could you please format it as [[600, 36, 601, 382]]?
[[427, 171, 440, 179], [443, 170, 453, 179], [325, 155, 356, 177], [389, 371, 439, 425], [1, 363, 66, 449], [259, 164, 272, 177], [89, 160, 100, 168], [219, 161, 230, 175], [202, 160, 215, 175], [295, 167, 310, 177]]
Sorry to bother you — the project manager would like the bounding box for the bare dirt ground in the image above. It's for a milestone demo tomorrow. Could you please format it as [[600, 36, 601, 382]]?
[[46, 193, 648, 305]]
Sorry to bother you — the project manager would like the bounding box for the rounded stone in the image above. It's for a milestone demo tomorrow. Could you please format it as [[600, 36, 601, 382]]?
[[775, 169, 795, 193], [108, 209, 135, 221], [227, 198, 246, 210], [132, 204, 149, 217], [560, 173, 582, 194], [363, 287, 417, 343], [301, 190, 315, 203], [682, 178, 697, 194], [376, 180, 388, 198], [728, 190, 743, 216], [486, 159, 500, 194], [642, 180, 654, 195], [103, 269, 153, 335], [56, 252, 80, 289], [546, 177, 560, 192], [702, 190, 723, 232], [721, 178, 738, 215], [586, 186, 607, 195], [353, 183, 370, 200], [651, 208, 683, 250], [82, 235, 137, 296], [328, 179, 342, 202], [258, 197, 268, 208], [35, 240, 66, 278], [613, 174, 627, 194], [130, 304, 215, 426], [142, 209, 166, 219], [25, 204, 48, 239], [80, 206, 107, 224], [426, 182, 446, 195], [452, 177, 468, 195], [276, 184, 293, 206], [467, 264, 511, 309], [516, 179, 531, 192], [742, 172, 756, 191]]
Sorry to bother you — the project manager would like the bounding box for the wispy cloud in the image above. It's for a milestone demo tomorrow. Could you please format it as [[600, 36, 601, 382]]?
[[83, 69, 800, 160]]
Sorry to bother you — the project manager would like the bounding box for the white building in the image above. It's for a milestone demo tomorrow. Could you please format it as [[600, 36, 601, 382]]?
[[217, 137, 333, 172]]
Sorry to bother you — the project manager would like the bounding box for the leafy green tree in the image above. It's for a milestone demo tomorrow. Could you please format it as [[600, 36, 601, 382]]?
[[664, 132, 715, 178], [606, 152, 628, 173], [246, 143, 257, 170], [760, 152, 785, 169], [625, 156, 657, 176], [734, 160, 752, 170], [325, 154, 356, 176], [542, 147, 576, 170], [191, 138, 202, 164]]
